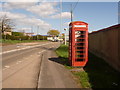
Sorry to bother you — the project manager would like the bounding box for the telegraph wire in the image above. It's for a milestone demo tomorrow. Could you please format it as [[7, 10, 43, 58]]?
[[70, 0, 79, 22], [72, 0, 79, 12]]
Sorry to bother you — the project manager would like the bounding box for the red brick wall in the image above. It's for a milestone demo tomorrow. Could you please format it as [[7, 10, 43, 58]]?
[[89, 24, 120, 72]]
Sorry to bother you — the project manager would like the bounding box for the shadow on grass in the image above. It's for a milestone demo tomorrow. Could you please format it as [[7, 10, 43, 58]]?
[[84, 52, 120, 88], [55, 44, 120, 88], [52, 53, 120, 88], [49, 57, 70, 66]]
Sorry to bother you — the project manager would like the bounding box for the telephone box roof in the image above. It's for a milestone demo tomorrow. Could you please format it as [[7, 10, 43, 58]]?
[[69, 21, 88, 25]]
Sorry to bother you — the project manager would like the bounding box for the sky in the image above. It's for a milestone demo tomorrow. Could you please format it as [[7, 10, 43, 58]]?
[[0, 0, 119, 35]]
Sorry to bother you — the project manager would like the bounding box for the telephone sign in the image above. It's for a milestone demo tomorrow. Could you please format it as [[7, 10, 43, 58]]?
[[69, 21, 88, 67], [74, 25, 86, 27]]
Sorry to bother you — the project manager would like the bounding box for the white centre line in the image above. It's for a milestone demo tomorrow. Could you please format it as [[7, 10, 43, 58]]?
[[3, 68, 7, 71], [3, 49, 47, 71], [16, 61, 22, 64], [4, 66, 10, 68], [38, 50, 46, 54], [18, 61, 22, 63], [3, 66, 10, 70]]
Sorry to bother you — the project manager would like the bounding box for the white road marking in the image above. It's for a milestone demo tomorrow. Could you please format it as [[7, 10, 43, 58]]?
[[4, 66, 10, 68], [3, 49, 47, 70], [17, 46, 20, 47], [38, 50, 46, 54], [0, 42, 51, 55], [25, 58, 29, 59], [3, 68, 7, 71], [18, 61, 22, 63], [5, 66, 10, 68], [16, 62, 19, 64], [16, 61, 22, 64]]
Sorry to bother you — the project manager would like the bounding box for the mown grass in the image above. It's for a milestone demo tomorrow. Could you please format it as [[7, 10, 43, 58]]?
[[55, 44, 70, 67], [55, 44, 120, 89], [0, 39, 48, 45], [56, 44, 68, 58]]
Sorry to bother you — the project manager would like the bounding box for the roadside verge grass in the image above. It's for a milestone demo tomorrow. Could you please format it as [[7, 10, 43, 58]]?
[[55, 44, 120, 88], [0, 39, 48, 46]]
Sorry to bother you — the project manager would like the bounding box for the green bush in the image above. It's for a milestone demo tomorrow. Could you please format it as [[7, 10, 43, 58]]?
[[12, 32, 24, 36], [2, 33, 47, 40]]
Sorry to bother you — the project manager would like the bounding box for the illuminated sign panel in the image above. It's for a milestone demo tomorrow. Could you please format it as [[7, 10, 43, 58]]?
[[74, 25, 86, 27]]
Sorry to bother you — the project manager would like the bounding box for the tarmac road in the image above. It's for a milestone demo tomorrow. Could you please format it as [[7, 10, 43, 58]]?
[[1, 41, 79, 88]]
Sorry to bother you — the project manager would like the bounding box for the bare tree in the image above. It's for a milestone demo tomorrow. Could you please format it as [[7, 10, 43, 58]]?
[[0, 15, 15, 34]]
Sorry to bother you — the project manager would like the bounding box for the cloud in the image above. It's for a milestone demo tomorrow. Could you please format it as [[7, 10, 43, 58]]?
[[50, 12, 72, 19], [27, 2, 58, 17], [0, 11, 51, 31], [18, 18, 51, 26], [4, 0, 40, 2], [18, 27, 31, 31], [0, 11, 26, 19], [3, 2, 70, 19], [3, 2, 36, 10]]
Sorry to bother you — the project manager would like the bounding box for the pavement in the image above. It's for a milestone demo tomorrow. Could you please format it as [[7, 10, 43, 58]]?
[[38, 47, 79, 88], [1, 41, 80, 88]]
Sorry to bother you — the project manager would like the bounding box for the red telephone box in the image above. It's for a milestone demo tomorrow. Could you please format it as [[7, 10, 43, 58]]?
[[69, 21, 88, 67]]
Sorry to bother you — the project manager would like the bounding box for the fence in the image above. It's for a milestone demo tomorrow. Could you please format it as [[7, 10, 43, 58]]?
[[89, 24, 120, 71]]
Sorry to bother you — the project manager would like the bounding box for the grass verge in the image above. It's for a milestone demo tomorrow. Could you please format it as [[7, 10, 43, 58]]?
[[0, 39, 48, 46], [55, 44, 120, 88]]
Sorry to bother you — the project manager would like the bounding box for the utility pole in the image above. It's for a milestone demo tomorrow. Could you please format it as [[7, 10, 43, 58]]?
[[60, 0, 62, 43], [71, 4, 73, 22], [64, 28, 67, 45], [31, 26, 33, 33], [37, 25, 39, 40]]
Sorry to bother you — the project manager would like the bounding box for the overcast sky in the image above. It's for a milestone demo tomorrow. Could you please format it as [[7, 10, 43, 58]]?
[[0, 0, 119, 35]]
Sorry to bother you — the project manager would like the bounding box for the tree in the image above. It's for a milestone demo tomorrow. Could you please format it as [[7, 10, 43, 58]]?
[[47, 30, 60, 36], [12, 32, 24, 36], [0, 15, 15, 34]]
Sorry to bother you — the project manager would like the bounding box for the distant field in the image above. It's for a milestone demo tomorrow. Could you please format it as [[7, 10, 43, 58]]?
[[0, 39, 48, 46], [56, 44, 120, 88]]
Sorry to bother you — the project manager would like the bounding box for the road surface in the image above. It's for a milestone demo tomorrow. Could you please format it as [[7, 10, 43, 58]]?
[[1, 41, 79, 88]]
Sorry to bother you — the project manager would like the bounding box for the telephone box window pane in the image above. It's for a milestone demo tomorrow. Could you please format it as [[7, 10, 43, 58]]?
[[75, 31, 81, 34], [76, 47, 85, 49], [76, 51, 85, 53], [75, 35, 85, 38], [79, 35, 85, 38], [76, 39, 85, 42], [81, 31, 86, 34], [75, 31, 86, 34], [76, 55, 84, 57], [76, 59, 85, 61], [76, 43, 85, 46], [75, 35, 81, 38]]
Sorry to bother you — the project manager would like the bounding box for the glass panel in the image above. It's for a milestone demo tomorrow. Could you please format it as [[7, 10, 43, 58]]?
[[75, 31, 81, 34], [76, 43, 85, 46], [76, 59, 85, 61], [76, 39, 85, 42], [75, 31, 86, 34], [76, 47, 85, 49], [76, 51, 85, 53], [81, 31, 86, 34], [76, 55, 84, 57]]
